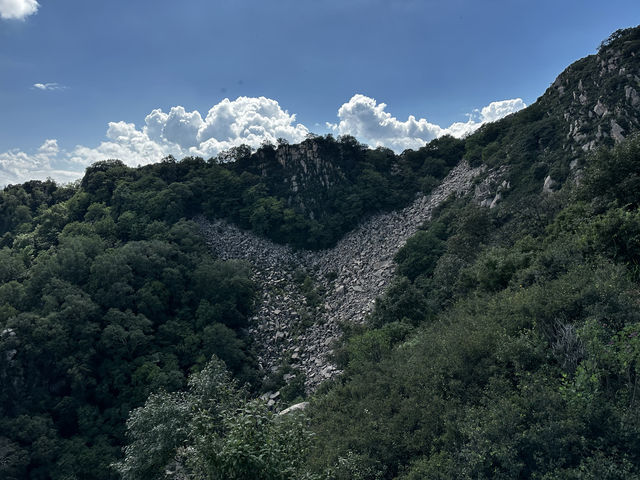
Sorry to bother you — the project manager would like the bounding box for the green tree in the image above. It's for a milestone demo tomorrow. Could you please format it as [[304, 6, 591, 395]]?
[[115, 358, 314, 480]]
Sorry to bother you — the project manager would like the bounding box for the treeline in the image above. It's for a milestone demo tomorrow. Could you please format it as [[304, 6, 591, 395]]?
[[0, 134, 466, 254], [50, 134, 462, 249]]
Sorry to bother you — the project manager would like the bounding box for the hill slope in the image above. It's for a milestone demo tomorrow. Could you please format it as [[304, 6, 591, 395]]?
[[1, 25, 640, 480]]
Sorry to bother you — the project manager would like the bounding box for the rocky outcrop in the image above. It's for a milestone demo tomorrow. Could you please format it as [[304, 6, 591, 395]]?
[[474, 166, 510, 208], [543, 175, 557, 194], [244, 139, 350, 218], [198, 161, 483, 392], [550, 42, 640, 153]]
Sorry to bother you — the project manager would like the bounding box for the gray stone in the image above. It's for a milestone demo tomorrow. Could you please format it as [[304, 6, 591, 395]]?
[[593, 100, 608, 117], [611, 120, 625, 142], [279, 402, 309, 415], [489, 192, 502, 209], [543, 176, 556, 194], [625, 85, 640, 106]]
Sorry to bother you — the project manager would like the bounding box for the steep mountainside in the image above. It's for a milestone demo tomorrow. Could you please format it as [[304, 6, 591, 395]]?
[[2, 25, 640, 480], [192, 27, 640, 399], [462, 27, 640, 199]]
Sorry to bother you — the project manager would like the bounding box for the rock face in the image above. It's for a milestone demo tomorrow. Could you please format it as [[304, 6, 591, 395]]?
[[474, 166, 510, 208], [198, 161, 483, 391], [233, 138, 352, 219], [549, 41, 640, 153]]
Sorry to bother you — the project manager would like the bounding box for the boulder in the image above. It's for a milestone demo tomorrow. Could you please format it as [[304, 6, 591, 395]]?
[[278, 402, 309, 416], [543, 175, 556, 194]]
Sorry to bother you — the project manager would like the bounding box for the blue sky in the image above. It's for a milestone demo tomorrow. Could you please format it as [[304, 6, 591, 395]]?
[[0, 0, 639, 185]]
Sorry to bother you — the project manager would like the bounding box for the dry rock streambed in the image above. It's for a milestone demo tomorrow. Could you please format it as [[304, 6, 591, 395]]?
[[197, 161, 483, 397]]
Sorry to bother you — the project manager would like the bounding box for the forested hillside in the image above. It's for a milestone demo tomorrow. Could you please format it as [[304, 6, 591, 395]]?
[[308, 133, 640, 479], [1, 26, 640, 480], [0, 122, 469, 479]]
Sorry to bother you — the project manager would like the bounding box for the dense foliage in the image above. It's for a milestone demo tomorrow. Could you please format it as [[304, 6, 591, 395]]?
[[2, 25, 640, 480], [111, 132, 640, 480], [0, 184, 258, 479], [115, 357, 313, 480], [0, 133, 463, 478], [307, 134, 640, 479]]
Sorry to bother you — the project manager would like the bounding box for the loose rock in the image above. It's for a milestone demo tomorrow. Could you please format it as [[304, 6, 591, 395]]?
[[197, 161, 483, 391]]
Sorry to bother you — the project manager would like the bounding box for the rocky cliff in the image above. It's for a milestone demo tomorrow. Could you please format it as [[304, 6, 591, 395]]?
[[230, 136, 361, 220]]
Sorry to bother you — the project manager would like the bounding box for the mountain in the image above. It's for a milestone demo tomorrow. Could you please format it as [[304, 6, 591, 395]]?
[[1, 25, 640, 480]]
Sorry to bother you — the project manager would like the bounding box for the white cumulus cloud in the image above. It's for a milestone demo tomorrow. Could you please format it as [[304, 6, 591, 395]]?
[[66, 121, 172, 168], [0, 97, 310, 186], [0, 0, 39, 20], [329, 94, 526, 152], [0, 94, 527, 187], [140, 96, 310, 159], [476, 98, 527, 122], [0, 139, 83, 185]]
